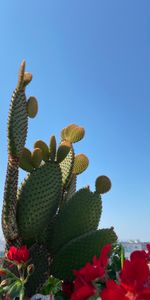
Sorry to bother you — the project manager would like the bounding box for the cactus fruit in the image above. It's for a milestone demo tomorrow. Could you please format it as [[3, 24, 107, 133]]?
[[1, 61, 117, 296]]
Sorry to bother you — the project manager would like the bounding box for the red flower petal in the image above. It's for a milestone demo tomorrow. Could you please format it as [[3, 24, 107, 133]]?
[[7, 245, 29, 264], [71, 284, 95, 300], [120, 257, 150, 291], [7, 246, 18, 261], [100, 280, 129, 300]]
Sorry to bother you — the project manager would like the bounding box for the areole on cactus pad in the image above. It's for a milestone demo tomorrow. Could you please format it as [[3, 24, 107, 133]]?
[[1, 61, 117, 298]]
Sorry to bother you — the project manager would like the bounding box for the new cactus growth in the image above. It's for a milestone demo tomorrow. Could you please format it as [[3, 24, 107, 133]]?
[[1, 61, 117, 297], [27, 96, 38, 118]]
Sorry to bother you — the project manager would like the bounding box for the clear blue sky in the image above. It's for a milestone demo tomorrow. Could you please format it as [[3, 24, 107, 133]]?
[[0, 1, 150, 241]]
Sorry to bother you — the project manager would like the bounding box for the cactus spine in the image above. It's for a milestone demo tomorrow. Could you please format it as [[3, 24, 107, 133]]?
[[1, 62, 117, 296]]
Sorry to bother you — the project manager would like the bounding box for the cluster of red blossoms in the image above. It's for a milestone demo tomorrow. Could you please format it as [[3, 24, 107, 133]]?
[[6, 245, 30, 264], [63, 244, 150, 300]]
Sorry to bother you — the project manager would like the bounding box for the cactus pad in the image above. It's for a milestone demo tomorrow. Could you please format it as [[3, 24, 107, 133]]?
[[2, 157, 19, 241], [56, 141, 71, 164], [63, 174, 77, 203], [25, 243, 50, 297], [95, 175, 111, 194], [50, 228, 117, 280], [8, 89, 28, 157], [61, 124, 85, 143], [50, 188, 102, 253], [34, 140, 49, 162], [31, 148, 43, 168], [49, 135, 57, 161], [73, 154, 89, 175], [27, 97, 38, 118], [8, 61, 33, 157], [61, 127, 66, 141], [60, 145, 74, 187], [19, 148, 34, 172], [17, 161, 62, 241]]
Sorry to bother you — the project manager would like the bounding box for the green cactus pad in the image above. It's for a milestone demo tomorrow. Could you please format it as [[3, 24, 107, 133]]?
[[63, 174, 77, 203], [27, 96, 38, 118], [8, 89, 28, 157], [34, 140, 49, 162], [25, 244, 50, 297], [7, 61, 33, 157], [17, 161, 62, 241], [2, 158, 20, 241], [19, 147, 34, 172], [50, 188, 102, 253], [49, 135, 57, 161], [95, 175, 111, 194], [62, 124, 85, 143], [31, 148, 43, 168], [73, 154, 89, 175], [50, 228, 117, 280], [60, 145, 74, 187], [56, 141, 71, 164]]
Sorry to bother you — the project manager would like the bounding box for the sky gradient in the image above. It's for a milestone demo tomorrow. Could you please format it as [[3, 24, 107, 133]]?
[[0, 1, 150, 241]]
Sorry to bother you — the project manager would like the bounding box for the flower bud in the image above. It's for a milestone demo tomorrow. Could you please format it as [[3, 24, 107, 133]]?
[[0, 269, 6, 276], [27, 264, 34, 275], [0, 279, 10, 287]]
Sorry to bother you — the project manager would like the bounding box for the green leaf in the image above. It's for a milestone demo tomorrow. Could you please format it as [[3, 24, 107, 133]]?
[[7, 280, 22, 299]]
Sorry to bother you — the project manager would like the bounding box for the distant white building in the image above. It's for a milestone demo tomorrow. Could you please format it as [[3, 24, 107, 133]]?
[[121, 240, 149, 259]]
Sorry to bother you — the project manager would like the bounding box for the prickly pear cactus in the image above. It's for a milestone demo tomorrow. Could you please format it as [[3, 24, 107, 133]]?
[[1, 61, 117, 296]]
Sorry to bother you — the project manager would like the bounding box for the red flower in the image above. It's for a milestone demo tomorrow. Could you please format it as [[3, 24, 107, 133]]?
[[7, 245, 29, 264], [120, 250, 150, 292], [73, 244, 111, 284], [93, 243, 111, 269], [146, 244, 150, 260], [101, 248, 150, 300], [74, 261, 103, 284], [101, 279, 150, 300], [101, 279, 129, 300], [70, 284, 95, 300], [70, 244, 111, 299]]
